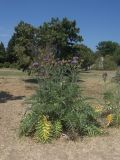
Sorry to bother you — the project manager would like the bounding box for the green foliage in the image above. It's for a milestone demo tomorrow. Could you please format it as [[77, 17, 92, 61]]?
[[62, 100, 101, 137], [6, 35, 18, 64], [35, 117, 62, 143], [2, 62, 10, 68], [52, 121, 62, 138], [103, 91, 113, 102], [0, 62, 19, 68], [7, 18, 83, 70], [0, 63, 3, 68], [77, 44, 95, 70], [84, 125, 103, 136], [113, 69, 120, 83], [103, 83, 120, 126], [19, 58, 101, 142], [19, 112, 39, 136], [95, 41, 120, 70], [96, 41, 119, 57], [35, 116, 52, 143], [0, 42, 6, 63], [113, 47, 120, 65], [103, 55, 117, 70], [7, 21, 37, 70], [2, 19, 120, 71], [38, 17, 83, 59], [93, 57, 102, 70], [113, 114, 120, 127]]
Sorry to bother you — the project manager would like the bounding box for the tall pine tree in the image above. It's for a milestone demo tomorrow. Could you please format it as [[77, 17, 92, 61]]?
[[0, 42, 6, 63]]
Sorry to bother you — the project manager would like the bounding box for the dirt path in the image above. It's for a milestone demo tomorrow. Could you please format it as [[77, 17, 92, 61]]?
[[0, 75, 120, 160]]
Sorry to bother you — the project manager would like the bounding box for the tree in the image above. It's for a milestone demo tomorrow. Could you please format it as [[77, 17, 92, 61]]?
[[7, 18, 83, 70], [0, 42, 6, 63], [37, 17, 83, 59], [77, 44, 95, 70], [114, 47, 120, 65], [7, 21, 37, 70], [96, 41, 119, 57], [6, 35, 18, 64], [103, 55, 117, 70]]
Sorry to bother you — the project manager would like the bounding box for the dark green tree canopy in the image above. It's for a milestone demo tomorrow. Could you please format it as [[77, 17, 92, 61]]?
[[96, 41, 119, 56], [6, 19, 120, 71], [7, 18, 83, 70], [76, 44, 95, 70], [0, 42, 6, 63], [7, 21, 37, 70], [37, 17, 83, 59], [6, 34, 17, 63], [114, 47, 120, 65]]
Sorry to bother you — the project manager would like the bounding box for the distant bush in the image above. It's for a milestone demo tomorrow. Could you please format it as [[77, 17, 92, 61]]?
[[113, 47, 120, 66], [103, 83, 120, 127], [0, 63, 4, 68], [93, 58, 103, 70], [93, 55, 117, 70], [9, 63, 20, 69], [0, 62, 20, 69], [0, 62, 10, 68], [103, 55, 117, 70], [112, 68, 120, 83], [19, 56, 102, 142]]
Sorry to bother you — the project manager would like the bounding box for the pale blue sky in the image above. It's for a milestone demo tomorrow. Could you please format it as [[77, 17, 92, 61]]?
[[0, 0, 120, 50]]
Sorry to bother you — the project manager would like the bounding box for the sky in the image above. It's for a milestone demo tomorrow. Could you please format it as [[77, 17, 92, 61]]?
[[0, 0, 120, 50]]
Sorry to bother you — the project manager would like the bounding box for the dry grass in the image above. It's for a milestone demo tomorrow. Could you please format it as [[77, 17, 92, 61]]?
[[80, 70, 116, 106]]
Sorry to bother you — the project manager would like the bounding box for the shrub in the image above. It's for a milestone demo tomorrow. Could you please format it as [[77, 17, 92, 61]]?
[[112, 68, 120, 83], [103, 83, 120, 126], [35, 115, 52, 143], [103, 55, 117, 70], [113, 47, 120, 66], [0, 62, 20, 69], [52, 120, 62, 138], [3, 62, 10, 68], [19, 112, 38, 136], [9, 63, 20, 69], [0, 63, 4, 68], [19, 55, 102, 142], [0, 62, 10, 68]]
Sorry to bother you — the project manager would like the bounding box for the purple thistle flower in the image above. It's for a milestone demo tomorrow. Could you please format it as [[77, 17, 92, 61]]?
[[71, 59, 78, 64], [73, 56, 79, 60], [32, 62, 39, 68], [56, 58, 60, 61], [43, 55, 49, 62]]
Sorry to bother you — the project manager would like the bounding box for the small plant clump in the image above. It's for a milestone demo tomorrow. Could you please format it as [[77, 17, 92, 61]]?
[[35, 116, 53, 143], [19, 54, 102, 143], [113, 68, 120, 83], [103, 83, 120, 127]]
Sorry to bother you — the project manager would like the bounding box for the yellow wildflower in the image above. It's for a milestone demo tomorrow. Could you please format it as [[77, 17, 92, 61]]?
[[95, 108, 102, 112], [94, 104, 103, 113], [106, 114, 113, 126], [106, 101, 111, 105]]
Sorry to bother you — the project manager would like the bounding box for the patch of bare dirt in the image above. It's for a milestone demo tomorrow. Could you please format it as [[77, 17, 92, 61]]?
[[0, 73, 120, 160]]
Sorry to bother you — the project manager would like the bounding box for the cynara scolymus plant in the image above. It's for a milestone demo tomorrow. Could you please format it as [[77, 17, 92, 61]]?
[[19, 54, 102, 142]]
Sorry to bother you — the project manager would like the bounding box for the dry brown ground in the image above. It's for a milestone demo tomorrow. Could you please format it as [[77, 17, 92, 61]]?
[[0, 70, 120, 160]]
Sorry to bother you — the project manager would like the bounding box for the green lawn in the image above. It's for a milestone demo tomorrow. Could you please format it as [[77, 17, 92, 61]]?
[[0, 68, 27, 77]]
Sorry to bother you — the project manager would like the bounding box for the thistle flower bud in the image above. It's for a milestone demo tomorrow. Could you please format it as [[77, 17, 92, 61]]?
[[71, 59, 78, 64], [32, 62, 39, 67], [73, 56, 79, 60]]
